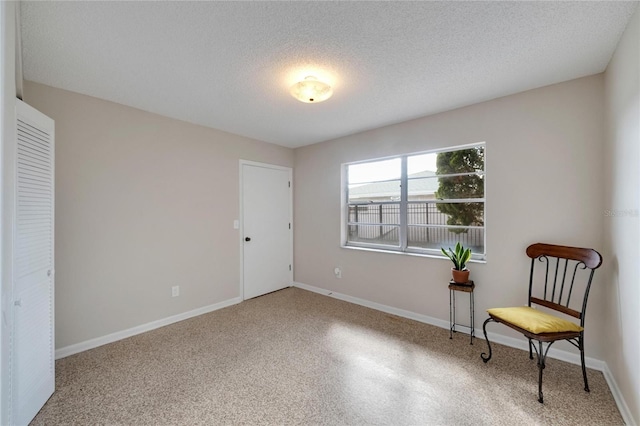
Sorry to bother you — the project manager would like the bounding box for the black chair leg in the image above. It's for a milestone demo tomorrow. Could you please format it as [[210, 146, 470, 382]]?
[[579, 334, 590, 392], [536, 340, 545, 403], [480, 318, 494, 363], [528, 338, 533, 360], [531, 340, 555, 403]]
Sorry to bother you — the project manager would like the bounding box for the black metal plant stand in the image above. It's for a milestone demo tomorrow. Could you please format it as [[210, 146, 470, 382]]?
[[449, 280, 475, 344]]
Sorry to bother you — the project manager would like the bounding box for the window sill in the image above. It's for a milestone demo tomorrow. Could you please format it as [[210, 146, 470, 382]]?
[[340, 244, 487, 264]]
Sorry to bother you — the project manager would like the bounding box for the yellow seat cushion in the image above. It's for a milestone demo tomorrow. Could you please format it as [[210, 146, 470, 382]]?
[[487, 306, 583, 334]]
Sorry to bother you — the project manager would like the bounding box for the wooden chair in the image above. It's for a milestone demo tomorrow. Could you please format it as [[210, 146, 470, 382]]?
[[480, 243, 602, 403]]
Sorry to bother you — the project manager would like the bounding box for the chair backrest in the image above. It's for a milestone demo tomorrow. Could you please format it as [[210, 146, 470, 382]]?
[[526, 243, 602, 327]]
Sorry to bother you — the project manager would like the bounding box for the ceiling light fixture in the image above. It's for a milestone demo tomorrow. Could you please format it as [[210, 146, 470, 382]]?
[[290, 76, 333, 103]]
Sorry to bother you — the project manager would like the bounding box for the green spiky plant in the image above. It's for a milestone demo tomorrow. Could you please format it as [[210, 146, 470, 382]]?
[[441, 242, 472, 271]]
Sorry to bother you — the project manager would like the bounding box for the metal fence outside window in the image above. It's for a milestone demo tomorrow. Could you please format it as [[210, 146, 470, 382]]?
[[348, 203, 484, 252]]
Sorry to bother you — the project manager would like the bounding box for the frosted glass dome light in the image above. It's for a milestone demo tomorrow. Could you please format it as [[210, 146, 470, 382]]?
[[290, 76, 333, 103]]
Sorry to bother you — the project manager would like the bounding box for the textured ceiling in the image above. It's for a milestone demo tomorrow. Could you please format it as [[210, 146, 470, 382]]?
[[20, 1, 638, 148]]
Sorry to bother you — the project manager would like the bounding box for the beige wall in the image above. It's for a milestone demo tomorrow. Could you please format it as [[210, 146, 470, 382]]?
[[294, 75, 606, 357], [23, 81, 293, 348], [604, 6, 640, 424]]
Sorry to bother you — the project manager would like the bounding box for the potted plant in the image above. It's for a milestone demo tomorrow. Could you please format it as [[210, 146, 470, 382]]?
[[441, 242, 472, 283]]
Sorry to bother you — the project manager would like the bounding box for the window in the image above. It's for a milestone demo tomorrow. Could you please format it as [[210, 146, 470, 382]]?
[[344, 143, 485, 259]]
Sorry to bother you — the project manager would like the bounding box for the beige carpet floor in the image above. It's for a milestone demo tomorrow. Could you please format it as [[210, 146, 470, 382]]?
[[32, 287, 623, 425]]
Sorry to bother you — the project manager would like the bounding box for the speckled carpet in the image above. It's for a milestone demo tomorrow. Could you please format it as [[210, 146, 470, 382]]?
[[31, 287, 623, 425]]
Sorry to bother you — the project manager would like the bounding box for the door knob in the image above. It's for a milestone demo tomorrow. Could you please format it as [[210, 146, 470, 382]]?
[[245, 237, 251, 242]]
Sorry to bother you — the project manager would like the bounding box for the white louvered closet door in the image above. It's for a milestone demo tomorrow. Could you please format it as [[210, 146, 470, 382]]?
[[12, 100, 55, 426]]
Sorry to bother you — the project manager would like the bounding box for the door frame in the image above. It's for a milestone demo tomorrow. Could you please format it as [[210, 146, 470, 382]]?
[[238, 160, 293, 301], [1, 2, 18, 423]]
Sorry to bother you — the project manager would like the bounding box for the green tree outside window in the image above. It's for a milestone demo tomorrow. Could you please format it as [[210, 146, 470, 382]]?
[[434, 147, 485, 234]]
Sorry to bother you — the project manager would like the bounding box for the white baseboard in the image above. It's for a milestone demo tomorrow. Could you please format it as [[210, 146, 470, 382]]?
[[55, 297, 242, 360], [295, 281, 452, 329], [603, 363, 637, 426], [293, 281, 634, 425]]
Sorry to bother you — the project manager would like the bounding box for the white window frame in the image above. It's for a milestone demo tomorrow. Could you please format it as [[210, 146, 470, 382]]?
[[342, 142, 486, 260]]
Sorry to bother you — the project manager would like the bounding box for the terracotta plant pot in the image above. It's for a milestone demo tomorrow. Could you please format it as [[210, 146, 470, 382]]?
[[452, 268, 470, 284]]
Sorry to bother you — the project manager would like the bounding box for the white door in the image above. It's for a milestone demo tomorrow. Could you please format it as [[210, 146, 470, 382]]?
[[241, 162, 292, 300], [12, 100, 55, 425]]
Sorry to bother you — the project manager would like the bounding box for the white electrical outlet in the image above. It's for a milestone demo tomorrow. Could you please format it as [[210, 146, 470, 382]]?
[[172, 286, 180, 297], [334, 267, 342, 279]]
